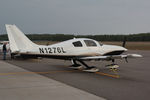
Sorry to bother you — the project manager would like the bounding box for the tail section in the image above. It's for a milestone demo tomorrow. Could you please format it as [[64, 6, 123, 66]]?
[[5, 24, 37, 53]]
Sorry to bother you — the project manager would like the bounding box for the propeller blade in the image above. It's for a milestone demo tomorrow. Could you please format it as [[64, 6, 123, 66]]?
[[125, 57, 128, 63], [122, 36, 127, 47]]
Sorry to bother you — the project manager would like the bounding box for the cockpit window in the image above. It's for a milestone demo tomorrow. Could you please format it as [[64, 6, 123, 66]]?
[[72, 41, 83, 47], [84, 40, 97, 47], [99, 42, 103, 46]]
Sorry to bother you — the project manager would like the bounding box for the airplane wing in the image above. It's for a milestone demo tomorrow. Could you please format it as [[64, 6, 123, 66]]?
[[79, 54, 142, 61]]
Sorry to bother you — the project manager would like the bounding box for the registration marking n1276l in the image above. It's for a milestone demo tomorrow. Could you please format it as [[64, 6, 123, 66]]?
[[39, 47, 66, 54]]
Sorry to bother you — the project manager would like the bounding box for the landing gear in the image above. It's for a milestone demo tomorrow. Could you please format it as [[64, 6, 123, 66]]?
[[10, 53, 16, 59], [70, 59, 99, 72], [82, 66, 99, 72], [70, 64, 83, 69], [106, 64, 119, 70], [70, 60, 83, 69], [105, 59, 119, 73], [77, 60, 99, 72]]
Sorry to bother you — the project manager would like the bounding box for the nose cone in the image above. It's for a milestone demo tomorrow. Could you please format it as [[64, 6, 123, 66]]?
[[103, 44, 127, 51], [117, 46, 128, 51], [101, 45, 128, 55]]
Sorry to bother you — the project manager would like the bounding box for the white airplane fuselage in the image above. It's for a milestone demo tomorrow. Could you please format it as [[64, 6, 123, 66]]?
[[17, 38, 127, 59], [5, 24, 127, 59]]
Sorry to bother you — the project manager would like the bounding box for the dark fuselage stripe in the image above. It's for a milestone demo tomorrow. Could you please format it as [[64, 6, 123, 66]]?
[[103, 50, 125, 56], [15, 53, 85, 60]]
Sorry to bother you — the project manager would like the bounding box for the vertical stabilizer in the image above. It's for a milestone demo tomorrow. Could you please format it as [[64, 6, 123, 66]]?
[[5, 24, 37, 53]]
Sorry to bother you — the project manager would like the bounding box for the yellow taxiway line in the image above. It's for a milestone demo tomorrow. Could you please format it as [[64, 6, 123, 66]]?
[[95, 72, 120, 78], [0, 70, 76, 75], [0, 70, 119, 78]]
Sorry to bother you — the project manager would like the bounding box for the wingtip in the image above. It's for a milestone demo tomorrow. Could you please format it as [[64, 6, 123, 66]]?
[[131, 54, 143, 58]]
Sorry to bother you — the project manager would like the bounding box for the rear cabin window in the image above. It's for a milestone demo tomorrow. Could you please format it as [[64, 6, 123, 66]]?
[[72, 41, 83, 47], [84, 40, 97, 47]]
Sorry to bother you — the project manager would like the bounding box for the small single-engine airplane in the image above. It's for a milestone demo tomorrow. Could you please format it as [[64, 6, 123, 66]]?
[[5, 24, 142, 72]]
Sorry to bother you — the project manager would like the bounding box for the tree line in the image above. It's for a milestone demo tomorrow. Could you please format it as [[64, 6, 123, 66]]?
[[0, 33, 150, 41]]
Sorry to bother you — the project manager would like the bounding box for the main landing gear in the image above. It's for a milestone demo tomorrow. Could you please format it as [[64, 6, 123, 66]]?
[[70, 60, 83, 69], [70, 60, 99, 72]]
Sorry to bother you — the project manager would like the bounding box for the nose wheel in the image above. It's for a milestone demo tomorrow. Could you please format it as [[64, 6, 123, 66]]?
[[105, 64, 119, 73]]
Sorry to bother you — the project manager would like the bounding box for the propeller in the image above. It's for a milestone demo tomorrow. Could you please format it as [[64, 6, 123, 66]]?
[[122, 36, 127, 47], [125, 57, 128, 63]]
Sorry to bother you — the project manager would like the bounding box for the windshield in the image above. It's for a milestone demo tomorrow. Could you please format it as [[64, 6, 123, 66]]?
[[99, 42, 103, 46], [84, 40, 97, 47]]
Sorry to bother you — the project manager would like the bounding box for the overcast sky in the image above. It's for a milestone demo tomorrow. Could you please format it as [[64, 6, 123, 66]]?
[[0, 0, 150, 35]]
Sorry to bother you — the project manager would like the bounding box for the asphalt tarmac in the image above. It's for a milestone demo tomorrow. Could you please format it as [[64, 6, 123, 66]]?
[[1, 50, 150, 100]]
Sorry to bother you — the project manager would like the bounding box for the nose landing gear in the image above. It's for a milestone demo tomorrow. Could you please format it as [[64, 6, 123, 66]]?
[[105, 59, 119, 73], [105, 64, 119, 72]]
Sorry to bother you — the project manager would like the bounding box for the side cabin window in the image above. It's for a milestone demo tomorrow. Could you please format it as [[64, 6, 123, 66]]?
[[72, 41, 83, 47], [84, 40, 97, 47]]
